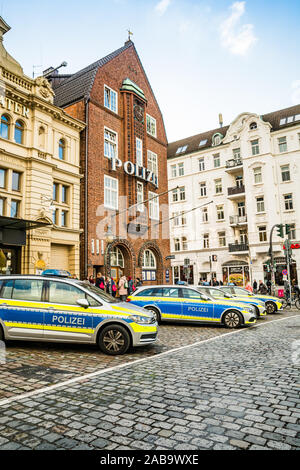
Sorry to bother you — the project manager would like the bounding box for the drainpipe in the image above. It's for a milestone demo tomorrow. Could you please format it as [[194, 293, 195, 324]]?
[[84, 97, 90, 279]]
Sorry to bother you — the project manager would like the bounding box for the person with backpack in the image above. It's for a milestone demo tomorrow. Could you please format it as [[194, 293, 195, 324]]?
[[95, 272, 105, 290], [118, 275, 128, 301], [111, 278, 117, 298], [127, 276, 135, 295]]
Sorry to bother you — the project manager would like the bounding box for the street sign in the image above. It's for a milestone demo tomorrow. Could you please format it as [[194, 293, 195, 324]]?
[[282, 269, 287, 276], [283, 275, 287, 281], [165, 255, 176, 260]]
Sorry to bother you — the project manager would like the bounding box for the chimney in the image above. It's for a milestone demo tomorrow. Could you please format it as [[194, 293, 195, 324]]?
[[219, 113, 223, 128]]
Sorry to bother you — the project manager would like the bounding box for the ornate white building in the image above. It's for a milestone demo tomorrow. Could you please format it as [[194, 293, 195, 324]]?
[[167, 104, 300, 287]]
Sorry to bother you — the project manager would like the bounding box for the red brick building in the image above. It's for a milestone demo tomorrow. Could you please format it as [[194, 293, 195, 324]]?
[[51, 40, 172, 284]]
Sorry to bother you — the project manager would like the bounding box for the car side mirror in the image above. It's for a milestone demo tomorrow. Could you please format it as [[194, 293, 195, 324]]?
[[200, 295, 210, 301], [76, 298, 89, 309]]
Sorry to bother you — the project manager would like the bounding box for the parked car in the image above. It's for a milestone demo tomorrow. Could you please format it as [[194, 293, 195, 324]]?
[[219, 286, 282, 314], [127, 285, 257, 329], [0, 275, 158, 355], [197, 286, 266, 318]]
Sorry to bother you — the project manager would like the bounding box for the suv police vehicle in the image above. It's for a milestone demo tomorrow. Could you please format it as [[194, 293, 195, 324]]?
[[0, 275, 158, 355]]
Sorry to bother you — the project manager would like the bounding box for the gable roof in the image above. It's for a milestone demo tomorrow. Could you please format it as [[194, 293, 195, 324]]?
[[53, 41, 133, 108], [168, 103, 300, 159]]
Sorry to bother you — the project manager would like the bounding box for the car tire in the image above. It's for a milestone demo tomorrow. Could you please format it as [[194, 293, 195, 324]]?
[[98, 324, 130, 355], [223, 310, 243, 329], [251, 305, 260, 318], [0, 325, 4, 342], [145, 306, 161, 324], [266, 302, 276, 314]]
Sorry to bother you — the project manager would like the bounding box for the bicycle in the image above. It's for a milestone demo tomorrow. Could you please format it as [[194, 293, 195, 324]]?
[[281, 292, 300, 310]]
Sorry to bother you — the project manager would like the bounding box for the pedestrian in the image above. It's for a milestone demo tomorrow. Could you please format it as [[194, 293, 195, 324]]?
[[266, 279, 272, 295], [258, 280, 268, 295], [118, 275, 128, 301], [127, 276, 136, 295], [95, 272, 105, 290], [136, 277, 143, 287], [111, 278, 117, 297], [105, 276, 112, 295], [88, 275, 95, 284], [245, 282, 253, 293], [253, 279, 257, 294]]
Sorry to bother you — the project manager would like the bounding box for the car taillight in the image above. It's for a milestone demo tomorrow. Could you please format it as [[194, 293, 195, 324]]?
[[126, 298, 131, 302]]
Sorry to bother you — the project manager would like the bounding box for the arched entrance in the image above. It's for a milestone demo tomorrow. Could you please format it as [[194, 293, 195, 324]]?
[[105, 239, 135, 283], [138, 242, 164, 284]]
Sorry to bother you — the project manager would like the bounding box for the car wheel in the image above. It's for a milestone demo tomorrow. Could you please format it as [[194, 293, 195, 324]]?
[[251, 305, 260, 318], [223, 310, 242, 329], [98, 324, 130, 355], [0, 326, 4, 341], [145, 306, 161, 324], [266, 302, 276, 314]]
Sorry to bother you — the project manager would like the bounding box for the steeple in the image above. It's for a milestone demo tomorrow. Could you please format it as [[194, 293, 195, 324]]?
[[0, 16, 23, 76]]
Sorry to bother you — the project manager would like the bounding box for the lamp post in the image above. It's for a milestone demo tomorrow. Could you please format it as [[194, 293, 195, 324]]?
[[105, 224, 115, 278]]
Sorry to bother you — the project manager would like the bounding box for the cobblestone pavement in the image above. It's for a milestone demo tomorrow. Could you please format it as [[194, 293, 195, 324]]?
[[0, 313, 299, 450], [0, 310, 297, 401]]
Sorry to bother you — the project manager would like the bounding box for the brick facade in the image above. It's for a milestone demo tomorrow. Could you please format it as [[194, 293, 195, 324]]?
[[59, 41, 172, 284]]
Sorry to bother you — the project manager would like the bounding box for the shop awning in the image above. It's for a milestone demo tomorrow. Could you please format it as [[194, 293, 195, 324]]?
[[0, 216, 50, 231]]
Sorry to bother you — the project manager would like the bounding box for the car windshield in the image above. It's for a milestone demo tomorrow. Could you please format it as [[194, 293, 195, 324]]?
[[77, 281, 119, 303]]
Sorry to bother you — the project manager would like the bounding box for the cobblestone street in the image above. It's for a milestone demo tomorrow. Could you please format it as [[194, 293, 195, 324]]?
[[0, 312, 299, 450]]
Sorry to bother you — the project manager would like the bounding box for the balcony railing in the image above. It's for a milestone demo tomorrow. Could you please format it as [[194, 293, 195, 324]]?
[[228, 242, 249, 252], [225, 158, 243, 169], [229, 215, 247, 225], [227, 184, 245, 196]]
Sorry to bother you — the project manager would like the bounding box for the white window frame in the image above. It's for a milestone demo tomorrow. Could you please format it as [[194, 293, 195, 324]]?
[[284, 193, 293, 211], [143, 249, 156, 268], [104, 175, 118, 210], [136, 137, 143, 167], [104, 85, 118, 113], [149, 191, 159, 220], [218, 231, 226, 247], [213, 154, 220, 168], [137, 181, 144, 212], [171, 164, 177, 178], [258, 226, 267, 242], [216, 204, 224, 221], [147, 150, 158, 176], [256, 196, 265, 213], [251, 139, 260, 156], [254, 167, 262, 184], [203, 233, 209, 249], [281, 164, 290, 182], [104, 127, 117, 159], [200, 182, 206, 197], [278, 136, 287, 153], [198, 158, 205, 171], [146, 114, 157, 137], [215, 178, 222, 194], [178, 162, 184, 176]]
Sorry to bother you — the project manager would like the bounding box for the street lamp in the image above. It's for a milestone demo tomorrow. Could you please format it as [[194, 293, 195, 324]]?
[[105, 224, 116, 277]]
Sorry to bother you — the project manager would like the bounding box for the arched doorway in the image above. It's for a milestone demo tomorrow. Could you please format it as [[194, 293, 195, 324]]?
[[105, 239, 135, 283], [110, 246, 125, 283], [138, 242, 164, 284]]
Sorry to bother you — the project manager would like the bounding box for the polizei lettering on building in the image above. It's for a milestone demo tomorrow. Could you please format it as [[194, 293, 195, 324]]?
[[110, 157, 158, 188]]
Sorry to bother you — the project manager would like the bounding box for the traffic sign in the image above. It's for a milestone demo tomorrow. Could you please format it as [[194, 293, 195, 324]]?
[[282, 269, 287, 276]]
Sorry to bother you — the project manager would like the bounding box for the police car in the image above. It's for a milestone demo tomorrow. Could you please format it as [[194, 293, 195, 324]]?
[[0, 275, 158, 355], [127, 285, 257, 328], [218, 286, 282, 314], [197, 286, 266, 318]]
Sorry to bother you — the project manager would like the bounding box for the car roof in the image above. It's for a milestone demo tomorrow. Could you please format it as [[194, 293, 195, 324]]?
[[0, 275, 79, 284]]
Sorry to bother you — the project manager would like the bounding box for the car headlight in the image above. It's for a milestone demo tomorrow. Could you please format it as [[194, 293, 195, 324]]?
[[245, 306, 254, 313], [129, 315, 155, 324]]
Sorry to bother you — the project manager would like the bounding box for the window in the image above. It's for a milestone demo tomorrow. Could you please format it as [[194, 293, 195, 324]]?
[[14, 120, 24, 144], [203, 233, 209, 248], [49, 281, 85, 305], [136, 182, 144, 212], [200, 182, 206, 197], [202, 207, 208, 222], [136, 137, 143, 167], [178, 162, 184, 176], [215, 178, 222, 194], [0, 168, 6, 188], [147, 150, 158, 176], [172, 186, 185, 202], [213, 154, 220, 168], [251, 139, 260, 155], [104, 85, 117, 113], [61, 210, 68, 227], [219, 231, 226, 247], [10, 200, 19, 218], [278, 137, 287, 153], [258, 226, 267, 242], [0, 198, 4, 216], [173, 212, 186, 226], [238, 202, 246, 217], [256, 196, 265, 213], [213, 134, 221, 146], [110, 247, 124, 268], [254, 167, 262, 184], [216, 205, 224, 220], [284, 194, 293, 211], [146, 114, 156, 137], [0, 115, 9, 139], [12, 171, 21, 191], [104, 128, 117, 159], [182, 288, 202, 299], [176, 145, 188, 154], [240, 229, 248, 244], [52, 209, 58, 225], [198, 158, 205, 171], [236, 175, 243, 187], [162, 287, 180, 298], [290, 224, 296, 240], [143, 249, 156, 268], [61, 185, 68, 204], [281, 165, 290, 182], [12, 279, 43, 302], [199, 139, 207, 147], [58, 139, 65, 160], [249, 122, 257, 130], [171, 165, 177, 178], [182, 237, 188, 251], [104, 175, 118, 210], [149, 191, 159, 220], [174, 238, 180, 251], [53, 183, 59, 201], [233, 148, 240, 160]]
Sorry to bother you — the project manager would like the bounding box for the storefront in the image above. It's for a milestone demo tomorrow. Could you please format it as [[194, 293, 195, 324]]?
[[222, 261, 250, 286], [173, 265, 194, 284], [263, 256, 298, 286]]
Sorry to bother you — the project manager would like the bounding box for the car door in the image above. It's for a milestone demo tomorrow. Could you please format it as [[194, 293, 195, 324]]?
[[160, 287, 182, 320], [0, 278, 45, 339], [43, 280, 95, 343], [181, 288, 215, 322]]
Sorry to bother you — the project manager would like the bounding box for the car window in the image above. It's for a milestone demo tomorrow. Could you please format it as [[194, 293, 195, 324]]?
[[221, 287, 233, 294], [162, 288, 180, 298], [182, 288, 203, 299], [49, 281, 86, 305], [11, 279, 44, 302], [86, 294, 101, 307], [77, 281, 117, 303], [0, 279, 14, 299], [135, 288, 154, 297], [234, 287, 248, 295], [208, 288, 225, 299]]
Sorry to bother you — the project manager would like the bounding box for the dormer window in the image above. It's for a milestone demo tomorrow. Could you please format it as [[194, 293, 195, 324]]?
[[249, 122, 257, 130], [212, 133, 223, 146]]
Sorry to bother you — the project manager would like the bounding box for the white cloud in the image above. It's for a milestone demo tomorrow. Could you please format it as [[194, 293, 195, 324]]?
[[220, 1, 257, 55], [155, 0, 172, 16], [291, 80, 300, 104]]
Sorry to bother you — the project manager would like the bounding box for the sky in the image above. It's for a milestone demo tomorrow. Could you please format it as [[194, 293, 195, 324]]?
[[1, 0, 300, 142]]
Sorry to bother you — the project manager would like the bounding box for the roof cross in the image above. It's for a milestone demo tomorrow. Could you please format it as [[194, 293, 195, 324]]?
[[127, 29, 133, 41]]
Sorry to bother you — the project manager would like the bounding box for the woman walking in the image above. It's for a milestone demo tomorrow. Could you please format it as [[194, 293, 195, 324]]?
[[118, 275, 128, 302]]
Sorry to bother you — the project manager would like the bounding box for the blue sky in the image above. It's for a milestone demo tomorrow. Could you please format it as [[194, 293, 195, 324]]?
[[1, 0, 300, 141]]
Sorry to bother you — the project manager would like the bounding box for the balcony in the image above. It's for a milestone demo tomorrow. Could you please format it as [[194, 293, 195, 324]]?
[[225, 159, 243, 172], [227, 184, 245, 197], [229, 215, 247, 226], [228, 242, 249, 253]]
